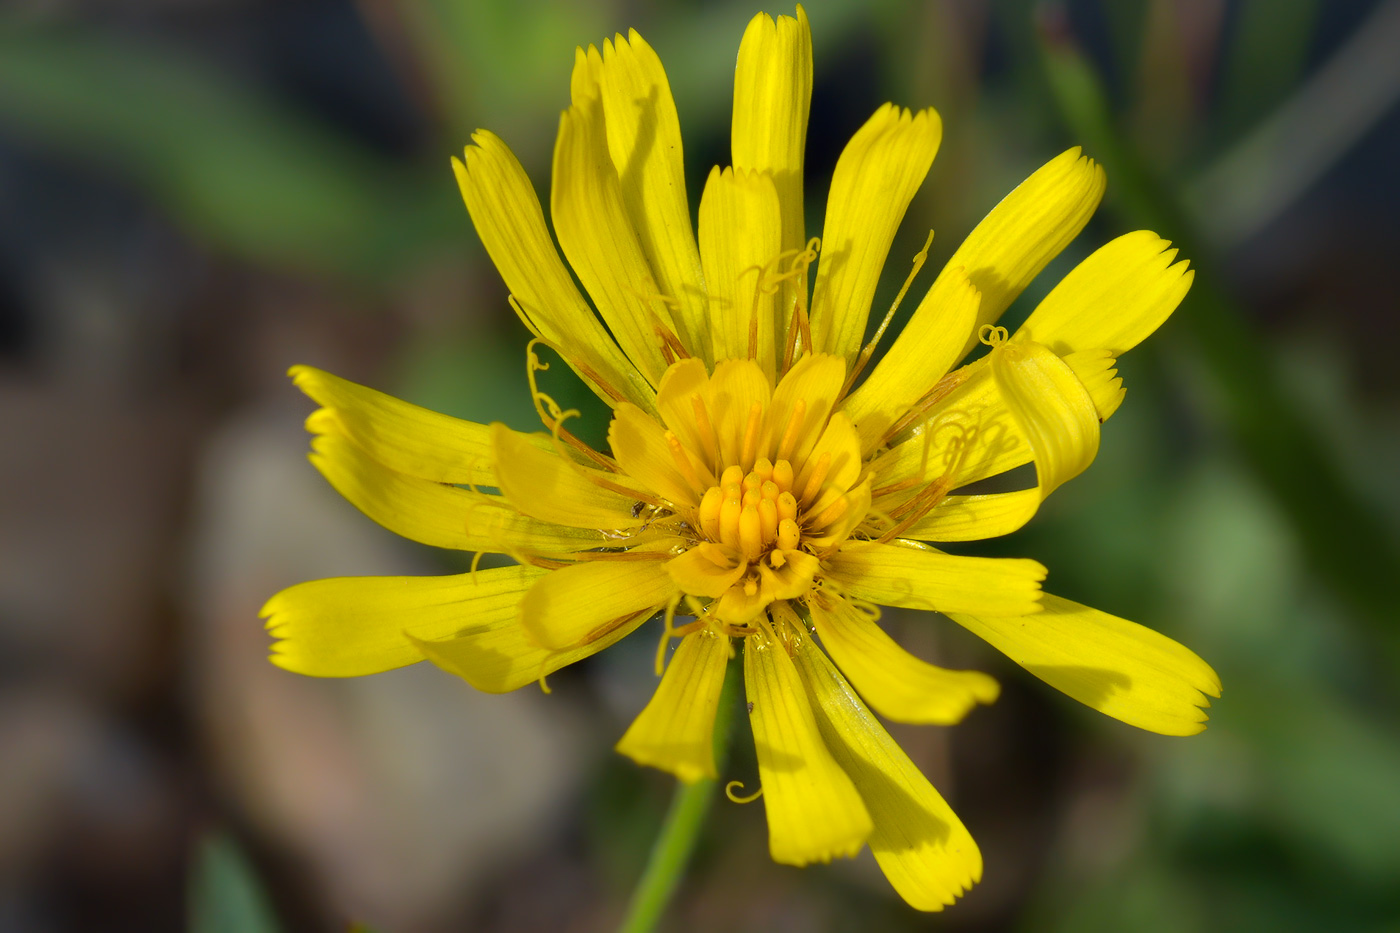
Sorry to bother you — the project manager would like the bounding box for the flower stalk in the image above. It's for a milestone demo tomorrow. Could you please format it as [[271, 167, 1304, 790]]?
[[618, 654, 742, 933]]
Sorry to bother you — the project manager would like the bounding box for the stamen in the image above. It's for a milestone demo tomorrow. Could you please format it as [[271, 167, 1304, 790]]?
[[798, 451, 831, 506], [776, 399, 806, 462], [654, 594, 683, 676], [698, 487, 723, 540], [777, 491, 798, 523], [777, 518, 801, 550], [739, 507, 763, 561], [878, 366, 971, 449], [761, 480, 780, 501], [742, 470, 762, 493], [719, 495, 742, 550], [665, 430, 711, 492], [691, 394, 721, 470], [758, 498, 778, 543], [740, 402, 763, 469], [810, 493, 848, 530], [753, 456, 774, 483], [841, 229, 935, 398], [778, 237, 820, 375], [978, 324, 1009, 347], [772, 459, 795, 492], [524, 338, 626, 474], [725, 780, 764, 804]]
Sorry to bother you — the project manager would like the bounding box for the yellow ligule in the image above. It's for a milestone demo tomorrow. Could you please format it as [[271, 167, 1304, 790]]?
[[809, 595, 999, 724], [519, 559, 678, 650], [745, 625, 872, 865], [793, 638, 982, 911], [810, 104, 942, 363], [826, 541, 1045, 617], [263, 565, 544, 679], [948, 594, 1222, 735], [616, 630, 731, 781]]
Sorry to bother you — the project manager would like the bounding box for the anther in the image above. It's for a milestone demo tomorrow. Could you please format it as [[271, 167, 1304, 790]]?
[[742, 487, 761, 508], [760, 480, 780, 501], [743, 470, 762, 493], [691, 395, 721, 469], [811, 493, 848, 529], [772, 459, 794, 492], [739, 507, 763, 561], [666, 430, 708, 492], [758, 498, 778, 543], [699, 487, 723, 541], [777, 518, 801, 550], [720, 465, 745, 489], [740, 402, 763, 469], [753, 456, 774, 483], [798, 451, 831, 506], [776, 399, 806, 462], [777, 491, 798, 523], [720, 496, 742, 550]]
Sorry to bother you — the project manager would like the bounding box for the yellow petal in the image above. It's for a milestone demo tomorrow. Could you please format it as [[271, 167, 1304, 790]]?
[[841, 266, 980, 454], [948, 594, 1221, 736], [804, 475, 872, 549], [698, 166, 782, 374], [608, 403, 698, 506], [309, 432, 597, 554], [870, 347, 1121, 501], [616, 630, 731, 782], [766, 352, 846, 466], [598, 31, 707, 357], [453, 135, 653, 412], [519, 559, 678, 650], [757, 549, 820, 602], [921, 148, 1105, 362], [291, 365, 496, 486], [809, 595, 998, 725], [732, 7, 811, 256], [491, 423, 644, 529], [554, 52, 677, 387], [745, 625, 871, 865], [988, 338, 1099, 499], [1018, 230, 1193, 356], [900, 489, 1043, 542], [826, 541, 1045, 617], [666, 543, 748, 598], [810, 104, 942, 363], [802, 411, 863, 500], [262, 565, 543, 678], [705, 358, 773, 468], [1063, 349, 1125, 422], [791, 638, 981, 911], [405, 571, 649, 693]]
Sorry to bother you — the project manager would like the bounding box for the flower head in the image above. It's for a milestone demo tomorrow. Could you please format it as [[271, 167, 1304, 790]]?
[[262, 6, 1220, 911]]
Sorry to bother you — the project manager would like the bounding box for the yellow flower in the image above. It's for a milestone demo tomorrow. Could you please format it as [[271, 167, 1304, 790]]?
[[262, 6, 1221, 911]]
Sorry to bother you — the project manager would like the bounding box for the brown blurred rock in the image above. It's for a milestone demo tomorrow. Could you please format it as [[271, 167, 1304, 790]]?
[[185, 398, 588, 930]]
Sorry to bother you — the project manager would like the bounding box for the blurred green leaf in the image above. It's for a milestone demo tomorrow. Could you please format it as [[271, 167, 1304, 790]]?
[[0, 16, 464, 283], [1215, 0, 1319, 140], [188, 831, 283, 933]]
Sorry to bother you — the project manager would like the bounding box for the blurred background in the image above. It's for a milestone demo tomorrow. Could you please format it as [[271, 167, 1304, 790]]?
[[2, 0, 1399, 930]]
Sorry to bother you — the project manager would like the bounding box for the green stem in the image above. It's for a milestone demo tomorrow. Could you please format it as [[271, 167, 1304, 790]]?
[[617, 654, 742, 933]]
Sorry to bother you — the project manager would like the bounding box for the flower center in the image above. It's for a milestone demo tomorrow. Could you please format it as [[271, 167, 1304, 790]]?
[[697, 459, 802, 561]]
